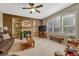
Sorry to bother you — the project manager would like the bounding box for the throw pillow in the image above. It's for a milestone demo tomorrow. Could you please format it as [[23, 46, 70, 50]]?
[[2, 33, 10, 40], [0, 38, 3, 43]]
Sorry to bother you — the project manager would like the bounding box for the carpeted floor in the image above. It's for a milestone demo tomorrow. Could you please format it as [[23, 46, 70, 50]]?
[[10, 37, 65, 56]]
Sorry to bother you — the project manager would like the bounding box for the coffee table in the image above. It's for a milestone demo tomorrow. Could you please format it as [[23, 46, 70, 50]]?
[[21, 39, 35, 50]]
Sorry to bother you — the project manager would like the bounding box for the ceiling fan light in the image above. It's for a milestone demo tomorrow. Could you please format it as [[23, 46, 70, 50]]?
[[31, 8, 35, 12]]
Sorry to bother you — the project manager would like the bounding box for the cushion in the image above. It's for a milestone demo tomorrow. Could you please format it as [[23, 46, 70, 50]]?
[[0, 38, 3, 43], [68, 47, 77, 52], [2, 33, 10, 40], [0, 32, 3, 38]]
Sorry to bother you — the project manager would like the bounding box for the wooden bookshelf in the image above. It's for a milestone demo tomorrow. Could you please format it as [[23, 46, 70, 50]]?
[[12, 18, 22, 38]]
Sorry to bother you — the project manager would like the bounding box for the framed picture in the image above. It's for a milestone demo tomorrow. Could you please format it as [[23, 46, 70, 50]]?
[[22, 20, 32, 27]]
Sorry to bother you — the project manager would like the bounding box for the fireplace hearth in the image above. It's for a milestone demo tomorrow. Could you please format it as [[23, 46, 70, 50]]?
[[20, 31, 31, 39]]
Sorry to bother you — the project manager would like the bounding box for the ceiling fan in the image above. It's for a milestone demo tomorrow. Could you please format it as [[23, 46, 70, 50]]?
[[22, 3, 43, 14]]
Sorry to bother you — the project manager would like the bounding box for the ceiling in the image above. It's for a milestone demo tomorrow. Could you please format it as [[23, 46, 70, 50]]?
[[0, 3, 73, 19]]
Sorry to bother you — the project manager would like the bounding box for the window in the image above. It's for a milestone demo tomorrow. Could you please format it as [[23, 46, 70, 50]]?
[[47, 14, 76, 36], [63, 26, 76, 35], [63, 14, 75, 26], [54, 16, 62, 35], [47, 20, 53, 33], [62, 14, 76, 36]]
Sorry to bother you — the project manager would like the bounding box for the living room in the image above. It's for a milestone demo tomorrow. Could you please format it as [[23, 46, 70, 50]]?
[[0, 3, 79, 56]]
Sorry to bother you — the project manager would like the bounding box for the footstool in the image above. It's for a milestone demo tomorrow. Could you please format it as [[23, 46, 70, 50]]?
[[54, 51, 63, 56]]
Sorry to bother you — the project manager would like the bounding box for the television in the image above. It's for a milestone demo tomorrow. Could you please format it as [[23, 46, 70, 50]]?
[[39, 26, 46, 32]]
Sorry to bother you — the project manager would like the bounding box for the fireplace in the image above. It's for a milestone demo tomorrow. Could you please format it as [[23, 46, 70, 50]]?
[[20, 31, 31, 39]]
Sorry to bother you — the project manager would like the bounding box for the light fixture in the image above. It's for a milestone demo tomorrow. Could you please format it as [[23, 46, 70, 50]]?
[[31, 8, 35, 12]]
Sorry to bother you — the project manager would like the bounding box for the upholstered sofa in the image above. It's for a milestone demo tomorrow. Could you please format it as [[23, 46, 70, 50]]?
[[0, 32, 14, 55]]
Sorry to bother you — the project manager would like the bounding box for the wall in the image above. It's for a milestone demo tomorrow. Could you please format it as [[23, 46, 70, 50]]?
[[43, 4, 79, 25], [3, 13, 41, 37], [42, 18, 49, 26], [43, 4, 79, 38], [0, 12, 3, 31], [3, 14, 13, 35]]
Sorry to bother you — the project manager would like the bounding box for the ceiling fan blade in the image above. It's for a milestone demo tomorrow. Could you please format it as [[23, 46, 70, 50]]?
[[35, 9, 40, 13], [22, 7, 31, 9], [35, 5, 43, 8], [29, 3, 34, 7]]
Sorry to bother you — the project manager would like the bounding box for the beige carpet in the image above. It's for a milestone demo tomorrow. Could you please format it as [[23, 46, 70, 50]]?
[[10, 37, 65, 56]]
